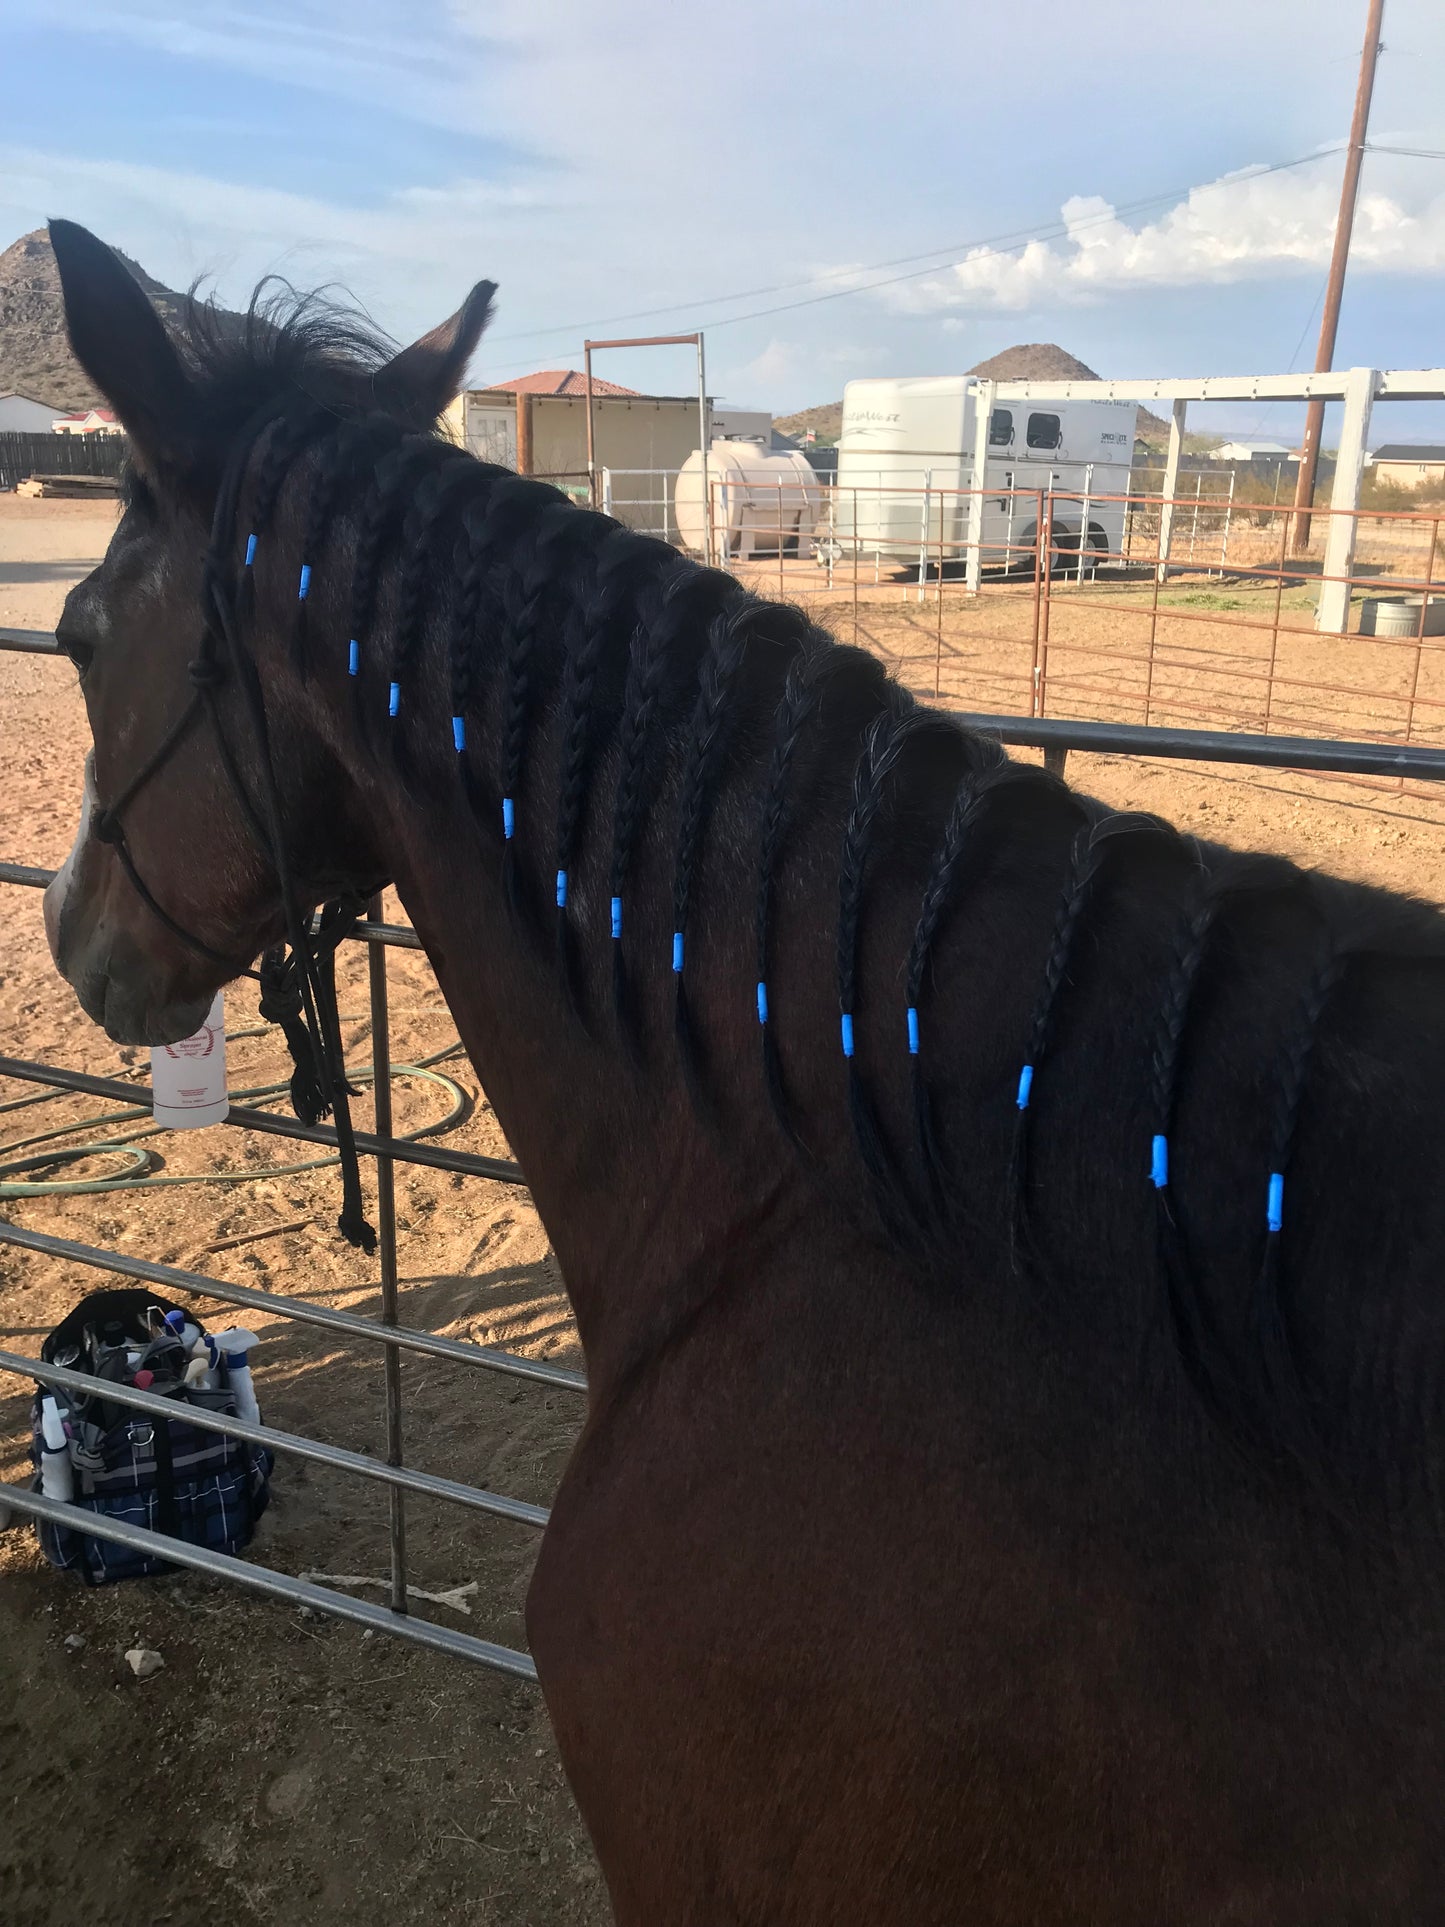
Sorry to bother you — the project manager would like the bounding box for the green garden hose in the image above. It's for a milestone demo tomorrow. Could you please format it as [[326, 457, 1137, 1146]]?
[[0, 1025, 471, 1198]]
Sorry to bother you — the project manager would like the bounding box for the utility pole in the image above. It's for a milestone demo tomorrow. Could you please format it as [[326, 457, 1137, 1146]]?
[[1291, 0, 1385, 553]]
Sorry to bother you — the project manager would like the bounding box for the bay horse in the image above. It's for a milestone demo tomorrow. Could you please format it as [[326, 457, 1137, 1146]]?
[[40, 219, 1445, 1923]]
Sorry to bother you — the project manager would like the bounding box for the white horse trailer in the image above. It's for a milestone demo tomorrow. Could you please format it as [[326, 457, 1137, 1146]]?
[[832, 377, 1138, 573]]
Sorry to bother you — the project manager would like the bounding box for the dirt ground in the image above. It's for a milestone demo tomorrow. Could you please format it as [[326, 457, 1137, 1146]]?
[[5, 496, 1445, 1927]]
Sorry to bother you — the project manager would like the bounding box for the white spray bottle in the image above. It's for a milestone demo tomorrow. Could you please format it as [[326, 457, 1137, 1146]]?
[[38, 1397, 74, 1504], [151, 991, 229, 1129], [212, 1328, 261, 1425]]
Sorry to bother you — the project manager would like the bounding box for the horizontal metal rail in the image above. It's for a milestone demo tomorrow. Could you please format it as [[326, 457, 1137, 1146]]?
[[0, 1347, 549, 1529], [0, 1483, 538, 1679], [0, 1053, 525, 1187], [0, 1221, 587, 1392], [0, 627, 61, 654], [959, 713, 1445, 781]]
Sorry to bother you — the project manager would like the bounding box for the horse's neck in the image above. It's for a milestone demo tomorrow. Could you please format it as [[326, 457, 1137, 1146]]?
[[381, 764, 803, 1391]]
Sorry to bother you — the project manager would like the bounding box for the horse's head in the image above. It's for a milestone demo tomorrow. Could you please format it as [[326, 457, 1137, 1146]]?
[[42, 220, 494, 1043]]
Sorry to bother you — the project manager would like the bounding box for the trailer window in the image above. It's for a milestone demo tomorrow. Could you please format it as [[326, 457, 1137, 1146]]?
[[1026, 412, 1063, 450], [989, 408, 1014, 447]]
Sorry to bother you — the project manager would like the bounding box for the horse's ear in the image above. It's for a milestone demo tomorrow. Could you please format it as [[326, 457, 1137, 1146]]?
[[374, 280, 497, 428], [48, 220, 196, 473]]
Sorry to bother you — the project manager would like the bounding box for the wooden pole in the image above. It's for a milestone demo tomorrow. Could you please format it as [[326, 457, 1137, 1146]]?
[[515, 393, 533, 476], [1291, 0, 1385, 553]]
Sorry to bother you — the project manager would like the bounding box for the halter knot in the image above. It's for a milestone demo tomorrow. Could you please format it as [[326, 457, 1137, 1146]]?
[[92, 810, 123, 846]]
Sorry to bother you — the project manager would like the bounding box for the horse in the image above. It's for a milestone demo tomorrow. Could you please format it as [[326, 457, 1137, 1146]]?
[[38, 218, 1445, 1923]]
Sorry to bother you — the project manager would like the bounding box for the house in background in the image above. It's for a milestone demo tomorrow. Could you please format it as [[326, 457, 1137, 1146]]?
[[442, 370, 710, 531], [1368, 444, 1445, 487], [1214, 440, 1293, 463], [0, 390, 63, 432], [52, 407, 120, 436]]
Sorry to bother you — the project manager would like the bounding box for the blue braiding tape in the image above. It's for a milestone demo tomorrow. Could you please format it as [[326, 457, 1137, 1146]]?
[[244, 533, 257, 567], [502, 797, 515, 840], [298, 563, 311, 601], [610, 896, 623, 939], [1016, 1063, 1034, 1110], [756, 980, 769, 1025], [906, 1006, 920, 1055], [1150, 1133, 1169, 1189], [672, 932, 684, 973], [840, 1013, 855, 1059], [1267, 1171, 1284, 1233], [347, 640, 360, 677], [388, 681, 400, 717], [556, 869, 568, 910], [452, 716, 466, 754]]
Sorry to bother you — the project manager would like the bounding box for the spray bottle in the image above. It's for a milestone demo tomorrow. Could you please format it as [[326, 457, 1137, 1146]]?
[[151, 991, 229, 1129], [38, 1397, 74, 1504], [212, 1328, 261, 1425]]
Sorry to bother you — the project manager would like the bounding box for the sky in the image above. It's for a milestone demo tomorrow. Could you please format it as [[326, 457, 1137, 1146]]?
[[3, 0, 1445, 441]]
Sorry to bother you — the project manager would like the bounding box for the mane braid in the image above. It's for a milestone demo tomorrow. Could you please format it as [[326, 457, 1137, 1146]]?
[[345, 437, 450, 733], [238, 408, 325, 622], [385, 455, 487, 780], [669, 597, 755, 1089], [291, 416, 400, 676], [607, 566, 732, 1043], [1254, 918, 1348, 1466], [753, 631, 839, 1140], [1009, 810, 1171, 1271], [553, 529, 662, 1019], [835, 690, 928, 1236], [905, 748, 1039, 1208], [497, 497, 597, 923]]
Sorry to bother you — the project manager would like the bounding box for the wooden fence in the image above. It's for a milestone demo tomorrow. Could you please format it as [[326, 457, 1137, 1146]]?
[[0, 432, 128, 493]]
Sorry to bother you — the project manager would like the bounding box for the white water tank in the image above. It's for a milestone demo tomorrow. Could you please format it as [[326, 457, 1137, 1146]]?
[[674, 441, 822, 561]]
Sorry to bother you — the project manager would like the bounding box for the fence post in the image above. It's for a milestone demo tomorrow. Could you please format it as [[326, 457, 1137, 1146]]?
[[1316, 365, 1378, 635], [964, 379, 993, 595], [916, 470, 932, 603], [366, 892, 408, 1617]]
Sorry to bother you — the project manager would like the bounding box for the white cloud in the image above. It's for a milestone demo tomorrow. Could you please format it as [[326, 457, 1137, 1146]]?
[[869, 162, 1445, 314]]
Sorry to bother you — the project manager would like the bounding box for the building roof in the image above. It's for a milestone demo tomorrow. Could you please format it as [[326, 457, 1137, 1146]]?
[[0, 389, 63, 408], [485, 370, 641, 398], [55, 406, 118, 423], [1371, 444, 1445, 463]]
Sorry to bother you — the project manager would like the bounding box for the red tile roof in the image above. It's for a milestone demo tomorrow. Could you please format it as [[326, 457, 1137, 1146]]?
[[57, 407, 118, 422], [486, 370, 641, 398]]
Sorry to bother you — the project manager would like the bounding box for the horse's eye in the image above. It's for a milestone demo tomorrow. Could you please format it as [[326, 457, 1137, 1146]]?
[[56, 632, 94, 679]]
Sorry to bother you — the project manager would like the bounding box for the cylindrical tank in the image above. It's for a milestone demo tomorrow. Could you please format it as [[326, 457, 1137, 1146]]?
[[674, 441, 822, 561]]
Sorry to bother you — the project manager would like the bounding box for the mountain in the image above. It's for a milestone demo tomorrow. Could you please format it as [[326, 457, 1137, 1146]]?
[[774, 343, 1176, 446], [0, 226, 227, 415]]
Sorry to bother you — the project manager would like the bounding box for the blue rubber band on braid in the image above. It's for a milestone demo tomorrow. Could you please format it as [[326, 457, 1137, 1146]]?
[[840, 1013, 855, 1058], [610, 896, 623, 940], [672, 932, 684, 973], [555, 870, 568, 910], [388, 681, 401, 717], [298, 563, 312, 600], [1150, 1134, 1169, 1188], [244, 533, 257, 568], [756, 981, 769, 1025], [502, 797, 515, 840], [452, 716, 466, 753], [347, 640, 360, 677], [1267, 1171, 1284, 1233], [1016, 1064, 1034, 1110], [906, 1006, 920, 1055]]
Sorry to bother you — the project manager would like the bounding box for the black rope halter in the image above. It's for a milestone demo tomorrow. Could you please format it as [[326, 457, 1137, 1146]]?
[[90, 402, 378, 1252]]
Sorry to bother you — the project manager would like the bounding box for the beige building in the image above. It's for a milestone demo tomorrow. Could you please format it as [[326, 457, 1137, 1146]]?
[[1369, 444, 1445, 487], [442, 370, 709, 533]]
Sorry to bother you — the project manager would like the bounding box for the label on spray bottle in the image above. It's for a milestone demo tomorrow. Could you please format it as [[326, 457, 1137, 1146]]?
[[151, 990, 229, 1129]]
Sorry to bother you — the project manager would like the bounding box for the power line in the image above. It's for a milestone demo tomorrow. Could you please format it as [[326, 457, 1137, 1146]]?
[[484, 147, 1344, 350]]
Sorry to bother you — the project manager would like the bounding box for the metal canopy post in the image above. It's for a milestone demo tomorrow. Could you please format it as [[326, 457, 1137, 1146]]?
[[965, 379, 994, 595], [1157, 400, 1188, 585], [1317, 365, 1378, 635]]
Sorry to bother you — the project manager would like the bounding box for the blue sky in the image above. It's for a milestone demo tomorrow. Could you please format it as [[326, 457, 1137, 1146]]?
[[4, 0, 1445, 440]]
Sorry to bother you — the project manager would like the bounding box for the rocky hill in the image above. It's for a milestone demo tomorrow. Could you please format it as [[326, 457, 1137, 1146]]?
[[774, 342, 1175, 445], [0, 227, 211, 414]]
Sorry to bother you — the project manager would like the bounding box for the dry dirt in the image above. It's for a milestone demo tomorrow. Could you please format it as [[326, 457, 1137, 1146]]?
[[5, 498, 1445, 1927]]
